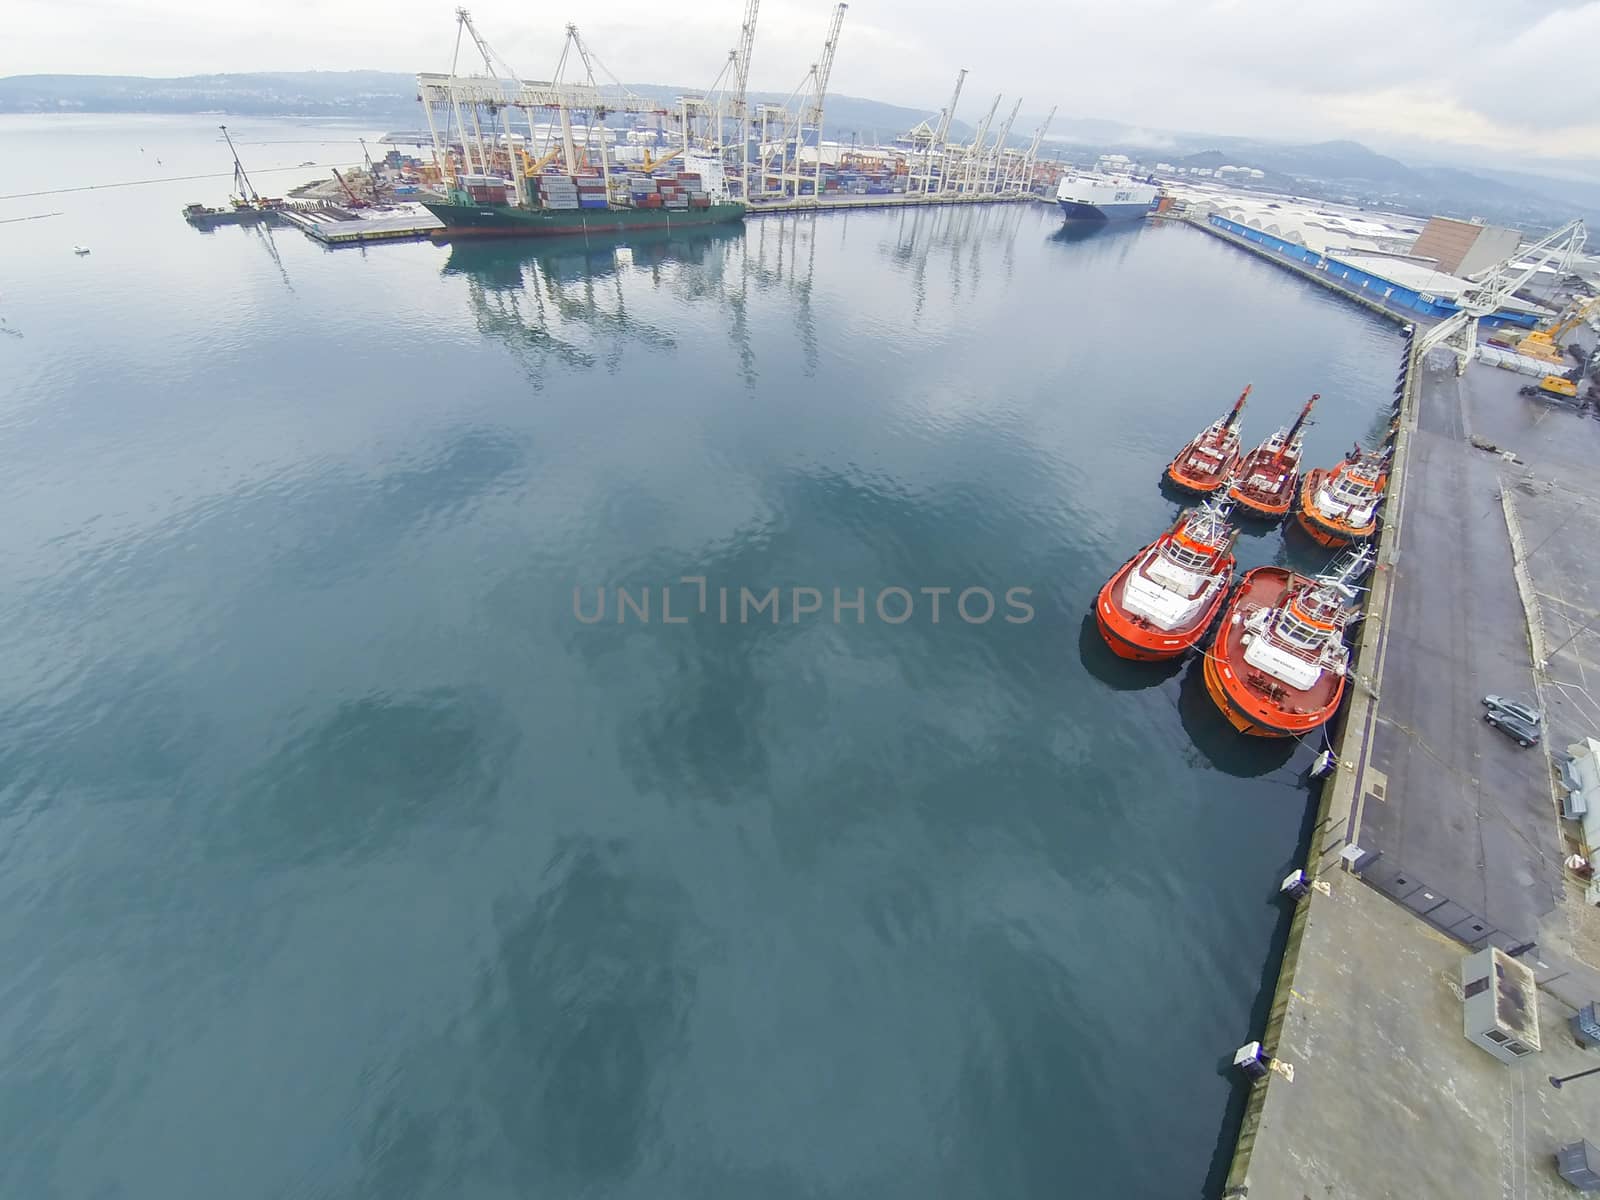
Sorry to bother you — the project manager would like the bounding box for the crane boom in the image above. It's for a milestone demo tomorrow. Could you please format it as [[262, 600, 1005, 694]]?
[[730, 0, 760, 198], [931, 69, 967, 150], [808, 3, 847, 123], [963, 93, 1000, 191], [218, 124, 259, 205], [1016, 104, 1055, 194], [989, 97, 1021, 192], [1420, 218, 1587, 374], [925, 68, 968, 196]]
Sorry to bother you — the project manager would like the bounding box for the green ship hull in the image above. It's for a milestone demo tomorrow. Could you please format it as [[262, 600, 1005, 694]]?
[[422, 197, 746, 239]]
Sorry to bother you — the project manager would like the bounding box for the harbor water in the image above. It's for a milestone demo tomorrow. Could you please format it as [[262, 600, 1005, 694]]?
[[0, 116, 1401, 1199]]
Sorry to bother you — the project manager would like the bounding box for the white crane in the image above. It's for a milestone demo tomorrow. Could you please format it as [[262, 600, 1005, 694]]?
[[804, 3, 848, 200], [1419, 218, 1587, 374], [987, 98, 1021, 194], [923, 68, 967, 195], [962, 93, 1000, 193], [730, 0, 759, 199], [1015, 105, 1056, 196], [418, 14, 666, 193]]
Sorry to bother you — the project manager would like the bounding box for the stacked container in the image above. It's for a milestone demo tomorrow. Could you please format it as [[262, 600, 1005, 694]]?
[[461, 172, 509, 204], [575, 174, 609, 210], [610, 173, 722, 210], [535, 173, 580, 211]]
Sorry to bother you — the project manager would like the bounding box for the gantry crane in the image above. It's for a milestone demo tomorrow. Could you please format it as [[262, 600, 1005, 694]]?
[[802, 3, 848, 199], [921, 68, 967, 195], [1016, 106, 1056, 195], [729, 0, 759, 198], [987, 98, 1021, 194], [961, 94, 999, 193], [418, 13, 667, 195], [1418, 219, 1587, 374]]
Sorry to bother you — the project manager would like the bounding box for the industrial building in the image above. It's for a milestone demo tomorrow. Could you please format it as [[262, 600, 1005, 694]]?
[[1410, 216, 1522, 277], [1171, 187, 1558, 327]]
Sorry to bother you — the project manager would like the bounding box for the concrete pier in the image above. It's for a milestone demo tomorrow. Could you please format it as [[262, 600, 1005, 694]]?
[[279, 203, 444, 246], [1202, 216, 1600, 1197], [745, 193, 1034, 217]]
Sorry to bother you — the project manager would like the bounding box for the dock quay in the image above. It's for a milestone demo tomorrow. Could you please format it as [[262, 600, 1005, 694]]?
[[1201, 212, 1600, 1196], [744, 192, 1035, 217], [278, 202, 444, 246], [267, 192, 1036, 247]]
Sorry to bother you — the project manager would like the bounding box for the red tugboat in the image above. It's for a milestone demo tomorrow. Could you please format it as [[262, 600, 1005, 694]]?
[[1095, 498, 1239, 661], [1228, 393, 1317, 520], [1202, 545, 1374, 737], [1296, 447, 1389, 548], [1164, 386, 1250, 494]]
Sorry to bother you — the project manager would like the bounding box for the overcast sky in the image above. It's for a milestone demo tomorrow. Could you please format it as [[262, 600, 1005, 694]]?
[[8, 0, 1600, 165]]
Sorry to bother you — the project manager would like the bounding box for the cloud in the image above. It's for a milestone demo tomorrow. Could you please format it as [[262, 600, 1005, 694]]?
[[5, 0, 1600, 162]]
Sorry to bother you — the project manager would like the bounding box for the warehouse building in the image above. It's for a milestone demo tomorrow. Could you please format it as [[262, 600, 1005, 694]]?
[[1409, 216, 1522, 277]]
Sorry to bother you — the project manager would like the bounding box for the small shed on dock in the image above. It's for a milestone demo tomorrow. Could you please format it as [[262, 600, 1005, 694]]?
[[1461, 947, 1540, 1065]]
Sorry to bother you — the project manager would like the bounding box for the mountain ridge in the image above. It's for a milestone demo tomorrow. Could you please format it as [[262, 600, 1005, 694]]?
[[3, 70, 1593, 223]]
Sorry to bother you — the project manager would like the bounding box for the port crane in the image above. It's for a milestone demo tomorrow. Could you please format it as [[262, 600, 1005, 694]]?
[[330, 167, 366, 208], [682, 20, 753, 199], [801, 3, 848, 199], [914, 68, 967, 195], [1013, 105, 1056, 196], [419, 13, 667, 191], [1418, 218, 1587, 374], [960, 94, 1000, 193], [980, 97, 1021, 194], [218, 124, 261, 209], [1516, 293, 1599, 365]]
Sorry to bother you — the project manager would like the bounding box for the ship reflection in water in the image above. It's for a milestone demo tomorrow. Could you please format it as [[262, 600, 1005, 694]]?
[[1177, 657, 1301, 779], [1050, 217, 1148, 245], [442, 204, 1030, 389]]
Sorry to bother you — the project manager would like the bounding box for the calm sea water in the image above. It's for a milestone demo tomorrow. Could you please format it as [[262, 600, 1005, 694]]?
[[0, 116, 1400, 1199]]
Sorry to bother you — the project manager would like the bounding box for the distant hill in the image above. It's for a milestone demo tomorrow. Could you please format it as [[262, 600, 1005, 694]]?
[[4, 70, 1593, 224], [0, 71, 419, 120], [0, 71, 970, 141]]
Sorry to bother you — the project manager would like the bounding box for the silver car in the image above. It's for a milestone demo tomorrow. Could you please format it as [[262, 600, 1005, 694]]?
[[1483, 695, 1542, 726]]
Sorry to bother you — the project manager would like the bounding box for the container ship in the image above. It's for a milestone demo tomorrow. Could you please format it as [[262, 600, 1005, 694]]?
[[1055, 172, 1159, 221], [422, 171, 745, 239], [1165, 385, 1250, 494], [1228, 394, 1318, 520], [1296, 448, 1389, 547], [1095, 498, 1238, 660], [1202, 546, 1373, 738]]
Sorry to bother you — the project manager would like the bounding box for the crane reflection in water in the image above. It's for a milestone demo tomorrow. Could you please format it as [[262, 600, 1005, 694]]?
[[439, 203, 1033, 391]]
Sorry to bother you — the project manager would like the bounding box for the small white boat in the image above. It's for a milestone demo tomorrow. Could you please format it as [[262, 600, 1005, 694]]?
[[73, 245, 91, 256]]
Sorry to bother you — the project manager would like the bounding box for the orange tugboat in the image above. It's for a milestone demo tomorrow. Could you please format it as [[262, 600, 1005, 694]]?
[[1295, 447, 1389, 548], [1095, 498, 1239, 661], [1228, 393, 1317, 520], [1202, 545, 1373, 737], [1164, 386, 1250, 494]]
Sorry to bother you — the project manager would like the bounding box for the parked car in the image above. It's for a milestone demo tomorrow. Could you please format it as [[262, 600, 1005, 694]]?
[[1485, 708, 1541, 747], [1483, 694, 1542, 725]]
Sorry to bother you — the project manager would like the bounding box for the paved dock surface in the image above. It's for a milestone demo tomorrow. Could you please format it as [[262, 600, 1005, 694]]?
[[1205, 218, 1600, 1199], [1238, 875, 1600, 1199], [1355, 352, 1562, 948]]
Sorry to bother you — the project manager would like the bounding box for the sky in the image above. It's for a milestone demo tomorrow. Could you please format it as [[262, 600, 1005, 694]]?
[[7, 0, 1600, 165]]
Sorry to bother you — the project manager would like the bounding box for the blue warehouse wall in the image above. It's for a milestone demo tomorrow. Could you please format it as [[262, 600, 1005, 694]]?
[[1205, 215, 1538, 329]]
